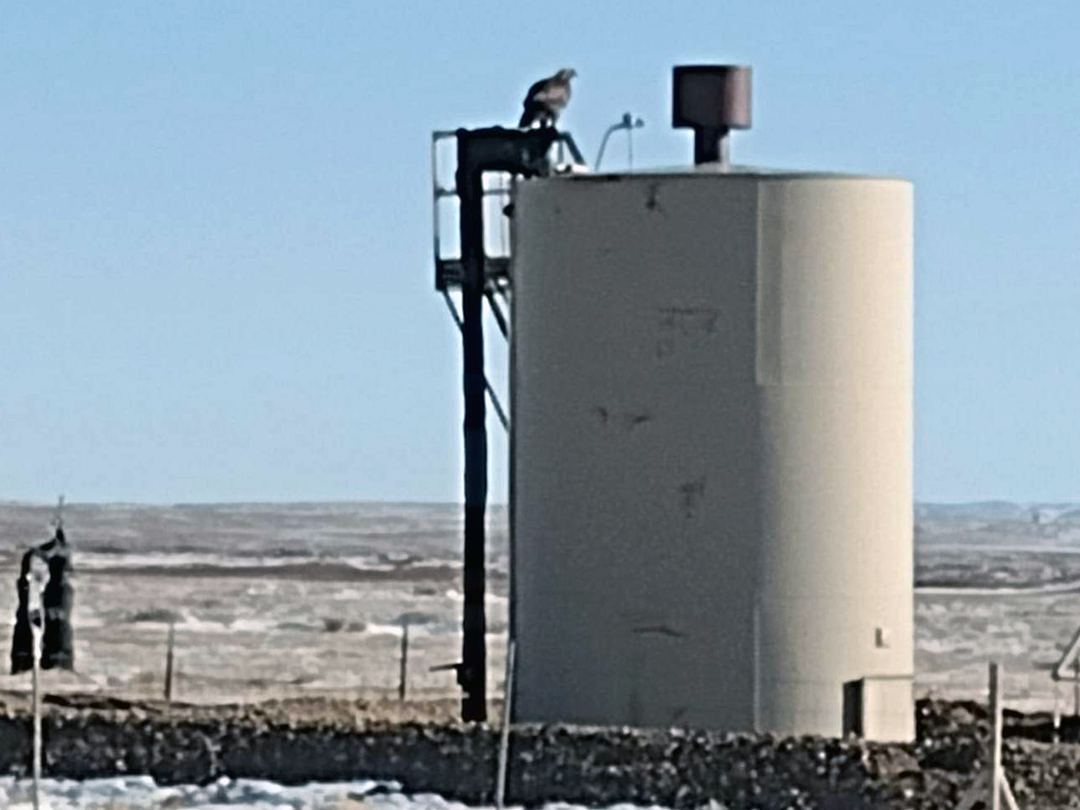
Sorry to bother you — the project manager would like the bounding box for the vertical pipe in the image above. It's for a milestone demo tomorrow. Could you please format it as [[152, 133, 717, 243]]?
[[432, 135, 442, 284], [752, 600, 761, 733], [31, 623, 41, 810], [692, 128, 730, 166], [398, 623, 409, 702], [1074, 658, 1079, 717], [495, 640, 516, 809], [457, 135, 488, 723], [1053, 684, 1060, 744], [507, 245, 518, 651], [989, 662, 1002, 810], [164, 622, 175, 703]]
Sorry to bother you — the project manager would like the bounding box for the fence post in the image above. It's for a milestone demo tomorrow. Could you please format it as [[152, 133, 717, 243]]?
[[164, 622, 175, 703], [31, 622, 41, 810], [1073, 658, 1079, 717], [955, 662, 1020, 810], [989, 662, 1001, 810], [495, 640, 516, 810], [398, 623, 409, 702], [1053, 683, 1060, 744]]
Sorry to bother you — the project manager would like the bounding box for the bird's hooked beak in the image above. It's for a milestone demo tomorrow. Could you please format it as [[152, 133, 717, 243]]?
[[560, 68, 577, 80]]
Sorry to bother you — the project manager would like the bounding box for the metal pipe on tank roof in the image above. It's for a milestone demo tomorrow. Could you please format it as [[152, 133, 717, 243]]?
[[672, 65, 752, 166]]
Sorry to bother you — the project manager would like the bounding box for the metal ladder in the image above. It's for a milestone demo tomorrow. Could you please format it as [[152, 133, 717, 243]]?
[[430, 129, 585, 430]]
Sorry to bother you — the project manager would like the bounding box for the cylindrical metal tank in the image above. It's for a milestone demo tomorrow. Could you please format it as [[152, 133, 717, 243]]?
[[510, 169, 913, 741]]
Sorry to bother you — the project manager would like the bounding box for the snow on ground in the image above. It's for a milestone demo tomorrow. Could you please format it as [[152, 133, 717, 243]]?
[[0, 775, 669, 810]]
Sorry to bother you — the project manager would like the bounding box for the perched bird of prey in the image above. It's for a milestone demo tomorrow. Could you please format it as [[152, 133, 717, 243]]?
[[518, 68, 576, 129]]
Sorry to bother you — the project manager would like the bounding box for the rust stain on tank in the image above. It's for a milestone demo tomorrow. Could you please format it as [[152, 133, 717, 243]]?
[[679, 475, 706, 518], [658, 306, 719, 335], [594, 406, 651, 430], [656, 306, 720, 361], [633, 624, 688, 638], [644, 182, 665, 215]]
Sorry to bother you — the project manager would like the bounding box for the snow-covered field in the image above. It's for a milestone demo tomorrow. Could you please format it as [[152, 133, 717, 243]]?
[[0, 502, 510, 703], [0, 500, 1079, 711]]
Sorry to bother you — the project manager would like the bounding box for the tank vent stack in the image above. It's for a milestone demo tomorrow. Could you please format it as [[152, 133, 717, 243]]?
[[672, 65, 752, 167]]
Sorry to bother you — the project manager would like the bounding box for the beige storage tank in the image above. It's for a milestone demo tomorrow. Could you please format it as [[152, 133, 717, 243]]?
[[509, 168, 913, 741]]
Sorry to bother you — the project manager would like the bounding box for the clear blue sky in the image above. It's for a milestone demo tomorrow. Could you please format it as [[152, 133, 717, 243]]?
[[3, 1, 1079, 504]]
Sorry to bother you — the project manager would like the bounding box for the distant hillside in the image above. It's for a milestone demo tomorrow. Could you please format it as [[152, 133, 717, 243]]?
[[916, 501, 1080, 547], [0, 501, 509, 570], [916, 501, 1031, 520], [4, 499, 1080, 558]]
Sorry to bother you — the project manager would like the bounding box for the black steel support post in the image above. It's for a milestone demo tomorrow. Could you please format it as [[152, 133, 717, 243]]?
[[457, 136, 488, 723], [451, 127, 560, 723]]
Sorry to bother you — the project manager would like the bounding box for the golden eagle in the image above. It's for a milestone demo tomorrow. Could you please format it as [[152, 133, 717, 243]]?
[[518, 68, 576, 129]]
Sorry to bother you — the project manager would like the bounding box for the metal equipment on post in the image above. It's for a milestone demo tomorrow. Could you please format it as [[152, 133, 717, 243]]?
[[431, 126, 584, 722]]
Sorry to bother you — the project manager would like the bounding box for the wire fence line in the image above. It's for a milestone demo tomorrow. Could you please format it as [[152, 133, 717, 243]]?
[[0, 619, 511, 706]]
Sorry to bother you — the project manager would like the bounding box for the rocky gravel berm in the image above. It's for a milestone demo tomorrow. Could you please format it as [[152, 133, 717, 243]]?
[[1, 695, 1078, 809]]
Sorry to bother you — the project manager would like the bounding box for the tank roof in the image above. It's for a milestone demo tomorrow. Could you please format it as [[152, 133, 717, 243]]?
[[552, 164, 909, 183]]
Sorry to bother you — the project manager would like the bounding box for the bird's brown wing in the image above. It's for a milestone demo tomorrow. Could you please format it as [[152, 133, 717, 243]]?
[[519, 74, 573, 127], [519, 77, 552, 127], [523, 77, 550, 103]]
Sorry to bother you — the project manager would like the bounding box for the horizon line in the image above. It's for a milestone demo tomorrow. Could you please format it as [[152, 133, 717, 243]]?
[[0, 497, 1073, 509]]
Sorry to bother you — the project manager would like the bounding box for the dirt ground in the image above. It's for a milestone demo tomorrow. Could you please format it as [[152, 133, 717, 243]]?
[[0, 681, 504, 727]]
